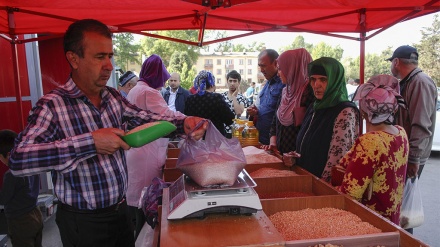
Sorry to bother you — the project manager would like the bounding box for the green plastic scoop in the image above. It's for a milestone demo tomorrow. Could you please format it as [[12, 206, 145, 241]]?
[[122, 121, 177, 148]]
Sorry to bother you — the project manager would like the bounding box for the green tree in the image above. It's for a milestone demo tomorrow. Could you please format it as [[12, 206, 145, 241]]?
[[168, 51, 197, 89], [415, 14, 440, 86], [343, 47, 392, 82], [280, 36, 314, 53], [139, 30, 200, 67], [311, 42, 343, 61], [113, 33, 141, 71]]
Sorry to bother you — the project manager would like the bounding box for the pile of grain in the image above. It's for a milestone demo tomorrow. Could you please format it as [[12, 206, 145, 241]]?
[[269, 208, 381, 241], [249, 167, 297, 178], [258, 191, 314, 199]]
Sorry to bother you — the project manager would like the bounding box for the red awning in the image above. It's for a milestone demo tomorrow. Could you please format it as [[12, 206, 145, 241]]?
[[1, 0, 439, 45]]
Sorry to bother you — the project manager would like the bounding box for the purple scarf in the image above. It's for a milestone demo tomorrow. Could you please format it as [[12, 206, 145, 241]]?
[[138, 54, 170, 89]]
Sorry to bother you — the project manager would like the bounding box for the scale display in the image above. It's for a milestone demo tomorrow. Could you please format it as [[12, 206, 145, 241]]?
[[168, 169, 262, 220]]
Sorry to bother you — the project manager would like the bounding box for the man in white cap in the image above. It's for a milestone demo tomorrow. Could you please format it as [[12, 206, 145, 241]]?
[[387, 45, 437, 233], [118, 71, 138, 98]]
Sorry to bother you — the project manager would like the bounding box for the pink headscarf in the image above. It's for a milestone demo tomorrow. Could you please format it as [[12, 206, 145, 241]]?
[[353, 74, 406, 124], [276, 48, 313, 126], [138, 54, 170, 89]]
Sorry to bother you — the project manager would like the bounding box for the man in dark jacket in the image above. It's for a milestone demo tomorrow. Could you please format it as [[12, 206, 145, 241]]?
[[163, 72, 190, 113]]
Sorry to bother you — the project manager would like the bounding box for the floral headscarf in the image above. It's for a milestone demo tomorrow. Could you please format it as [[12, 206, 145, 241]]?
[[194, 70, 215, 95], [138, 54, 170, 89], [353, 74, 407, 124], [276, 48, 313, 126], [308, 57, 349, 110]]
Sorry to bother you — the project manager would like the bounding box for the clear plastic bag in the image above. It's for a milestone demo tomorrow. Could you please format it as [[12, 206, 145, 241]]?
[[176, 120, 246, 187], [399, 177, 424, 229]]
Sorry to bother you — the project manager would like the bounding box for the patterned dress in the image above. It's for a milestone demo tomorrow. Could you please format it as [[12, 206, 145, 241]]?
[[339, 125, 409, 225]]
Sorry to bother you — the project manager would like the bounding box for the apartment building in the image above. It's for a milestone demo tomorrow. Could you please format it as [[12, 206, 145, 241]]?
[[194, 51, 264, 89]]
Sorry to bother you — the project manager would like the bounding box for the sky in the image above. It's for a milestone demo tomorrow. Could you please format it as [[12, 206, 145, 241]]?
[[226, 13, 438, 59]]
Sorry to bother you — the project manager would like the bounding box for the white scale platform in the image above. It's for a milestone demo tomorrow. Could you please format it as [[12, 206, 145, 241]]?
[[167, 169, 262, 220]]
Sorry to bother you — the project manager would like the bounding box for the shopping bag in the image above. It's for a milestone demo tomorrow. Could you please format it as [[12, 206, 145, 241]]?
[[399, 177, 424, 229], [176, 120, 246, 187], [139, 177, 171, 229]]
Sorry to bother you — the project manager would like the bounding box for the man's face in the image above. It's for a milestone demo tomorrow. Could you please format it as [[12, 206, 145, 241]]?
[[310, 75, 328, 100], [258, 53, 278, 80], [168, 73, 181, 90], [227, 78, 240, 92], [390, 58, 399, 78], [69, 31, 114, 92]]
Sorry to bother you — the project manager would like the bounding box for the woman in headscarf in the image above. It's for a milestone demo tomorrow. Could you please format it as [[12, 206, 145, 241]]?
[[125, 54, 187, 239], [184, 70, 234, 137], [294, 57, 360, 182], [261, 48, 314, 155], [338, 74, 409, 225]]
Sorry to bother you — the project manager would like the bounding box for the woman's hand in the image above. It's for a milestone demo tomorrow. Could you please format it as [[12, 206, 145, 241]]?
[[282, 151, 300, 167]]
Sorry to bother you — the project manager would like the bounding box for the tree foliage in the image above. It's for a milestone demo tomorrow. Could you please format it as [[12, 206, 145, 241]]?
[[113, 33, 141, 71], [415, 14, 440, 86], [139, 30, 200, 67], [343, 47, 392, 81], [280, 36, 343, 60]]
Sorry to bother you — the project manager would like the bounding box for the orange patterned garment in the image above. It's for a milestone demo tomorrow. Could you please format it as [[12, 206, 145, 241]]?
[[339, 125, 409, 225]]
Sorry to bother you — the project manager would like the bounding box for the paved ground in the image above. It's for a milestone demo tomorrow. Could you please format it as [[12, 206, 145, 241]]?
[[7, 152, 439, 247]]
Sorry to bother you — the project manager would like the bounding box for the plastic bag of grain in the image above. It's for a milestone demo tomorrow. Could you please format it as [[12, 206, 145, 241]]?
[[176, 120, 246, 187], [400, 177, 424, 229]]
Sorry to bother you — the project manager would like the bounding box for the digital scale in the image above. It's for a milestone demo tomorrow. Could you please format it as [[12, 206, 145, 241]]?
[[167, 169, 262, 220]]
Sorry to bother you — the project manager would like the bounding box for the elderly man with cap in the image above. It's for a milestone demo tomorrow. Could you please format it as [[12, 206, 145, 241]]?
[[387, 45, 437, 233], [118, 71, 138, 98], [387, 45, 437, 179]]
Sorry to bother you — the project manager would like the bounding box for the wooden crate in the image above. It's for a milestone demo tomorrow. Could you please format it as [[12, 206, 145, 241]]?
[[166, 148, 180, 158], [160, 188, 285, 247], [253, 175, 339, 197], [261, 195, 428, 247]]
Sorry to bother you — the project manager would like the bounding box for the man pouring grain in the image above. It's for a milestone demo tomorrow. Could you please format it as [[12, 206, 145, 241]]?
[[8, 19, 207, 247]]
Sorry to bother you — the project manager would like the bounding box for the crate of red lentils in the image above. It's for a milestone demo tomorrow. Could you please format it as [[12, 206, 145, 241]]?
[[260, 194, 428, 247]]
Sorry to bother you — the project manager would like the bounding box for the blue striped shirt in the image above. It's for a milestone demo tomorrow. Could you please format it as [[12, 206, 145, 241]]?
[[9, 78, 184, 210]]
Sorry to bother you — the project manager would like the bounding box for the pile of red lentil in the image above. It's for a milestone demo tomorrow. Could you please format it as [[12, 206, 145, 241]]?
[[258, 191, 314, 199], [249, 167, 297, 178], [269, 207, 381, 241]]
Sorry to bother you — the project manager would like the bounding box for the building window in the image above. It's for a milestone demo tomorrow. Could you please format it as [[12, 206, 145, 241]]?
[[226, 59, 233, 65], [226, 69, 231, 75], [217, 59, 221, 65], [248, 59, 252, 65], [217, 78, 221, 84], [239, 69, 244, 75], [248, 69, 252, 74], [239, 59, 244, 65], [217, 69, 222, 75], [205, 59, 213, 64]]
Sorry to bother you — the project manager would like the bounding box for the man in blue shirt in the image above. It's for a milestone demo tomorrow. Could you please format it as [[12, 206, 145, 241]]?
[[247, 49, 285, 145]]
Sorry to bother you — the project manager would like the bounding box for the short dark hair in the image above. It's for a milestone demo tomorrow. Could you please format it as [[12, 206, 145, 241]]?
[[227, 70, 241, 82], [0, 129, 17, 157], [259, 49, 279, 63], [63, 19, 112, 58]]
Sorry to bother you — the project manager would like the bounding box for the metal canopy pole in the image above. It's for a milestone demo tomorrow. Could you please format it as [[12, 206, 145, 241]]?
[[8, 8, 25, 130]]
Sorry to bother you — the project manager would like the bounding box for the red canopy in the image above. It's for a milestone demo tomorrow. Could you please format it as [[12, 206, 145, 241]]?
[[1, 0, 439, 45]]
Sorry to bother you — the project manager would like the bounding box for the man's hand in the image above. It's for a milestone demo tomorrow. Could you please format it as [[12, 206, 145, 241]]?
[[247, 105, 258, 117], [407, 162, 420, 178], [92, 128, 130, 155], [184, 116, 208, 141]]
